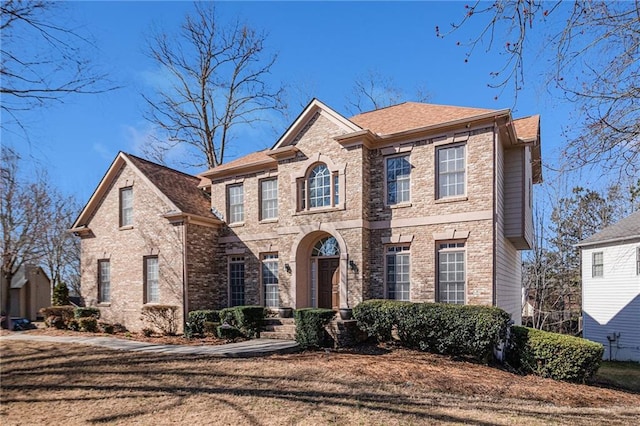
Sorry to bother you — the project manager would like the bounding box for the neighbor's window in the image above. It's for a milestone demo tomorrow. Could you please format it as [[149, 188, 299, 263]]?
[[386, 245, 410, 301], [229, 256, 245, 306], [438, 242, 465, 304], [227, 184, 244, 224], [260, 178, 278, 221], [637, 247, 640, 275], [437, 144, 466, 198], [386, 155, 411, 205], [299, 163, 339, 210], [262, 253, 279, 308], [592, 252, 604, 277], [120, 187, 133, 227], [98, 259, 110, 303], [144, 256, 159, 303]]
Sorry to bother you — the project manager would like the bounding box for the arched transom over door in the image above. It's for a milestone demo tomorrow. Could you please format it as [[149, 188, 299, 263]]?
[[311, 236, 340, 309]]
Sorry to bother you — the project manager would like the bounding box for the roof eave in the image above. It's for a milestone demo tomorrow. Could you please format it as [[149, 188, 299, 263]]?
[[576, 235, 640, 248], [201, 158, 278, 180]]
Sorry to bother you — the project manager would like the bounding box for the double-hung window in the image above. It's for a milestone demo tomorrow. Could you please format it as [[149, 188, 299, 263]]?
[[120, 187, 133, 227], [262, 253, 279, 308], [438, 242, 465, 304], [437, 144, 466, 198], [592, 252, 604, 277], [98, 259, 110, 303], [386, 245, 410, 301], [386, 155, 410, 205], [144, 256, 159, 303], [229, 256, 245, 306], [260, 179, 278, 221], [227, 184, 244, 224]]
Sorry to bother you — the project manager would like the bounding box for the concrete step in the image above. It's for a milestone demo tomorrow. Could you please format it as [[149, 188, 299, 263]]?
[[263, 323, 296, 332], [261, 330, 296, 340], [263, 317, 295, 326]]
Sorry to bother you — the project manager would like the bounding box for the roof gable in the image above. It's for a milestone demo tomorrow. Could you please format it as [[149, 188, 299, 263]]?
[[71, 153, 217, 231]]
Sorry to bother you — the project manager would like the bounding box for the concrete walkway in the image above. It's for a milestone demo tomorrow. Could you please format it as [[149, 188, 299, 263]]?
[[0, 333, 299, 357]]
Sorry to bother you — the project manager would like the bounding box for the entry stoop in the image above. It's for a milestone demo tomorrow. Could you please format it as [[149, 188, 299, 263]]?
[[261, 317, 296, 340]]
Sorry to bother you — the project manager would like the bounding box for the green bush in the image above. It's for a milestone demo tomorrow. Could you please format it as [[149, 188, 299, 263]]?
[[185, 310, 220, 337], [353, 299, 412, 342], [67, 319, 80, 331], [99, 322, 115, 334], [203, 321, 220, 336], [40, 306, 75, 328], [217, 324, 244, 341], [294, 308, 336, 349], [74, 307, 101, 319], [219, 306, 265, 338], [507, 326, 604, 382], [353, 301, 510, 363], [52, 282, 70, 306], [78, 317, 98, 332]]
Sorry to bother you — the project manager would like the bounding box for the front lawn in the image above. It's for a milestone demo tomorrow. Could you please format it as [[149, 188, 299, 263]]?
[[1, 340, 639, 425]]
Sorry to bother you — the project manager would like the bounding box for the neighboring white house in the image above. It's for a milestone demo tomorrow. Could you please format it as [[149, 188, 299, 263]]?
[[577, 210, 640, 362]]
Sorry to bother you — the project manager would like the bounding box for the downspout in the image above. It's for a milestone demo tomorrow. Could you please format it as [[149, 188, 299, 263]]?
[[492, 121, 498, 307], [182, 219, 189, 333]]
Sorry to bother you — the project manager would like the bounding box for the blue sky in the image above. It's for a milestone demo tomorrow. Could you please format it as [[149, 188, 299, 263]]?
[[4, 1, 573, 203]]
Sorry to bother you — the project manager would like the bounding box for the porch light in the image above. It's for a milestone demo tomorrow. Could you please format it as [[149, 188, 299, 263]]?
[[349, 260, 358, 272], [285, 263, 292, 274]]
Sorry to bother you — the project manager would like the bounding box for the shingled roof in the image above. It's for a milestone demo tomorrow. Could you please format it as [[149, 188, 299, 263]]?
[[125, 153, 213, 218], [349, 102, 496, 135], [577, 210, 640, 247]]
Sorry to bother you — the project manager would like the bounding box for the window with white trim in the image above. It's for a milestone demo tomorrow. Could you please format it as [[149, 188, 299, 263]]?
[[98, 259, 110, 303], [386, 155, 410, 205], [298, 163, 339, 211], [260, 178, 278, 220], [386, 245, 410, 301], [227, 184, 244, 224], [229, 256, 245, 306], [144, 256, 159, 303], [637, 247, 640, 275], [262, 253, 279, 308], [437, 144, 466, 198], [120, 187, 133, 227], [438, 242, 465, 304], [592, 252, 603, 277]]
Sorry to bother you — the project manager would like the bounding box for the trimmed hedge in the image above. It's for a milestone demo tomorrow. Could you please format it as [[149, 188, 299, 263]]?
[[219, 306, 265, 338], [353, 299, 412, 341], [74, 307, 101, 319], [78, 317, 98, 332], [185, 310, 220, 337], [353, 300, 511, 363], [294, 308, 336, 349], [507, 326, 604, 382]]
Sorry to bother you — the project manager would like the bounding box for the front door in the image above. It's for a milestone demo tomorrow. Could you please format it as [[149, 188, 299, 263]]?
[[318, 258, 339, 309]]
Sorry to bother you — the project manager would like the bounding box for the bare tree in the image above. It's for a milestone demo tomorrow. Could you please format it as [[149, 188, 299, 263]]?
[[345, 69, 431, 115], [1, 148, 50, 320], [142, 3, 285, 169], [0, 0, 114, 130], [438, 1, 640, 176]]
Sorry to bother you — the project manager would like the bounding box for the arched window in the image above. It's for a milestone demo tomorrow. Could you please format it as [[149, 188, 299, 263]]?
[[299, 163, 339, 210], [311, 236, 340, 257]]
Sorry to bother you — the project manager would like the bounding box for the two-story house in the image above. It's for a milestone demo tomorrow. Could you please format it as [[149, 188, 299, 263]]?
[[72, 99, 541, 332]]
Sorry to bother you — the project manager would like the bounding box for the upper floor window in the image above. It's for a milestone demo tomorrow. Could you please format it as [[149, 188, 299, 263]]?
[[438, 242, 465, 304], [260, 178, 278, 221], [386, 245, 410, 301], [437, 144, 466, 198], [98, 259, 110, 303], [119, 187, 133, 227], [227, 184, 244, 224], [386, 155, 411, 205], [144, 256, 159, 303], [299, 163, 339, 210], [592, 251, 603, 277]]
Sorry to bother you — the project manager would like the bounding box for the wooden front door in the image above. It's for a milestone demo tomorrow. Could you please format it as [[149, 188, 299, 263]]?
[[318, 258, 339, 309]]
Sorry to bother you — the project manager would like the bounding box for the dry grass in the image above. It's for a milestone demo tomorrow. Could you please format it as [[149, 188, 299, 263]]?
[[1, 339, 639, 425]]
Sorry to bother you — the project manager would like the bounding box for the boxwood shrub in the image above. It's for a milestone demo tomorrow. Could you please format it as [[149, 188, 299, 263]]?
[[294, 308, 336, 349], [78, 317, 98, 332], [353, 300, 510, 363], [507, 326, 604, 382], [40, 306, 75, 329], [74, 307, 101, 319], [219, 306, 265, 338], [185, 310, 220, 337]]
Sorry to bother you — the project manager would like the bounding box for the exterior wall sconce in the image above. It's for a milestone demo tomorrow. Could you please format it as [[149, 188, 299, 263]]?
[[285, 263, 292, 274], [349, 260, 358, 272]]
